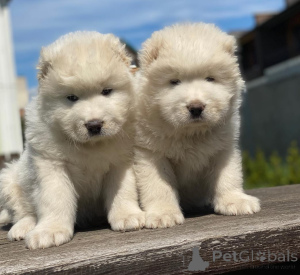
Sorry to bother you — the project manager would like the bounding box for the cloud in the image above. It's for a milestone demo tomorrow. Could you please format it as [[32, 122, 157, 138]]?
[[11, 0, 285, 50], [9, 0, 285, 88], [28, 86, 38, 100]]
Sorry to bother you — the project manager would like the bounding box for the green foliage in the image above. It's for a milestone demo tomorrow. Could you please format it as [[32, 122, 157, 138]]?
[[243, 141, 300, 189]]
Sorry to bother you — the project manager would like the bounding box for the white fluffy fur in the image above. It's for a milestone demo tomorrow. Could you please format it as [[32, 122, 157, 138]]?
[[134, 23, 261, 228], [0, 31, 144, 249]]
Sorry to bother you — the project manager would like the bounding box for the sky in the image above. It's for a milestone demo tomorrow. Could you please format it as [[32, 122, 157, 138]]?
[[9, 0, 286, 97]]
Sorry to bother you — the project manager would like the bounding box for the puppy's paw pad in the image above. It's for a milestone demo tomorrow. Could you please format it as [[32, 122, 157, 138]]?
[[214, 193, 261, 215], [110, 211, 145, 232], [25, 227, 73, 249], [145, 212, 184, 229], [8, 217, 36, 241]]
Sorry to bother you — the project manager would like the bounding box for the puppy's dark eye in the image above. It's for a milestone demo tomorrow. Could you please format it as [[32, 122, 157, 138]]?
[[205, 77, 215, 82], [170, 79, 181, 85], [67, 95, 79, 102], [102, 88, 113, 96]]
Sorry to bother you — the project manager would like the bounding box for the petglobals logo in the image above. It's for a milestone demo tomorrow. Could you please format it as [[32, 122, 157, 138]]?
[[212, 250, 298, 263], [183, 247, 298, 273], [188, 247, 209, 271]]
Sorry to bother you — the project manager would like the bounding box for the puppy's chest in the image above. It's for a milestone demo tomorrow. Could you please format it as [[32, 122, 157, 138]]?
[[68, 160, 109, 178], [166, 141, 218, 186], [66, 152, 110, 187], [165, 141, 213, 170]]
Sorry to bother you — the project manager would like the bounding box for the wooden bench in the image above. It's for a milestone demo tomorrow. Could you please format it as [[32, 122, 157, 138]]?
[[0, 184, 299, 274]]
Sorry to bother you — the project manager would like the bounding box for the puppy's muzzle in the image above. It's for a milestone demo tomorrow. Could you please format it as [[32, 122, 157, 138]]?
[[85, 120, 103, 136], [187, 101, 206, 119]]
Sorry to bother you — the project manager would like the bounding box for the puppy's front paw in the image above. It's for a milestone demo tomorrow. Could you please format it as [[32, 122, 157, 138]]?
[[110, 211, 145, 232], [8, 216, 36, 241], [25, 226, 73, 249], [145, 211, 184, 229], [214, 192, 261, 215]]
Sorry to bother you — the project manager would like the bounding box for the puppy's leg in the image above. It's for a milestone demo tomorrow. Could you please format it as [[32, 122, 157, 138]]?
[[134, 148, 184, 228], [104, 164, 145, 231], [25, 159, 77, 249], [0, 209, 11, 224], [0, 162, 32, 223], [0, 163, 36, 239], [211, 148, 261, 215]]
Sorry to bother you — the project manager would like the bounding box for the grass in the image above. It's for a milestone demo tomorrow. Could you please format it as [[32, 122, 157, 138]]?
[[243, 141, 300, 189]]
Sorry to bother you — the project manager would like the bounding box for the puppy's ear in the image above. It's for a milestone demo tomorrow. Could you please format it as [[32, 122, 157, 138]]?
[[107, 35, 132, 66], [119, 44, 132, 66], [139, 33, 163, 68], [223, 35, 237, 55], [37, 48, 52, 81]]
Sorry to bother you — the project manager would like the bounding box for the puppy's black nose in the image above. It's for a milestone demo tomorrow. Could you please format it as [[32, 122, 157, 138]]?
[[85, 120, 103, 136], [187, 102, 206, 118]]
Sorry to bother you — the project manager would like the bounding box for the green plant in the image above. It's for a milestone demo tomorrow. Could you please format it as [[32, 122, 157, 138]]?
[[243, 141, 300, 189]]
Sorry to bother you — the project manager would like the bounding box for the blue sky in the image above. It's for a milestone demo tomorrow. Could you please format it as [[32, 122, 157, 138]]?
[[9, 0, 285, 96]]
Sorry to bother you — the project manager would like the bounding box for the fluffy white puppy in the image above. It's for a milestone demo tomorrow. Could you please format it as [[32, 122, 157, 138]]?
[[134, 23, 261, 228], [0, 31, 145, 249]]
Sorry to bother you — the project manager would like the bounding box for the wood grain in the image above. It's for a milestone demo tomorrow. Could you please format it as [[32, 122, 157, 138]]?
[[0, 184, 299, 274]]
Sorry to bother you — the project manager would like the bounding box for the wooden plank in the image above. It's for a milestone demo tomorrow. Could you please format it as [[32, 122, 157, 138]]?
[[0, 184, 299, 274]]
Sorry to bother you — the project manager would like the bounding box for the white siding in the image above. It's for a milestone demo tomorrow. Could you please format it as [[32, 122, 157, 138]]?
[[0, 0, 23, 157]]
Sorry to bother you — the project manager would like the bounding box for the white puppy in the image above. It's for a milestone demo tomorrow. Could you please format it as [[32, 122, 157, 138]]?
[[0, 31, 145, 249], [134, 23, 261, 228]]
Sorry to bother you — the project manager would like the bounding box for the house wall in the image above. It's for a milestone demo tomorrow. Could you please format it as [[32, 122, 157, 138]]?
[[0, 0, 23, 158], [241, 55, 300, 156]]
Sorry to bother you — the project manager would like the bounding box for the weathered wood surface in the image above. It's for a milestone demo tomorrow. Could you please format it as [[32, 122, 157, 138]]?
[[0, 184, 299, 274]]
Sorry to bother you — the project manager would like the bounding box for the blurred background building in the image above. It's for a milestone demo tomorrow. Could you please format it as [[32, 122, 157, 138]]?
[[0, 0, 27, 168], [237, 0, 300, 156]]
